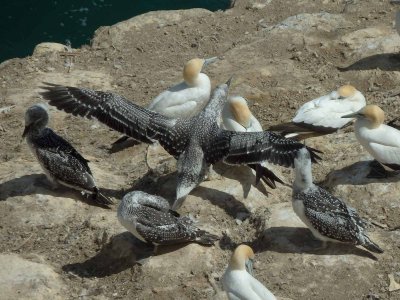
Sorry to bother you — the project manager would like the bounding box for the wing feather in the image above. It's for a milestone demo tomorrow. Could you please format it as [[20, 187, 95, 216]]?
[[40, 83, 187, 157]]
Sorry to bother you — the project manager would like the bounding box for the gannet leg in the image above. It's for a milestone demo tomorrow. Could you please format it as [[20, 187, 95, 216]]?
[[204, 165, 222, 181], [367, 160, 390, 178]]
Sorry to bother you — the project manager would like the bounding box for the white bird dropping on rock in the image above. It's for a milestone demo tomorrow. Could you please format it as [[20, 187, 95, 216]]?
[[292, 148, 383, 253], [222, 244, 276, 300]]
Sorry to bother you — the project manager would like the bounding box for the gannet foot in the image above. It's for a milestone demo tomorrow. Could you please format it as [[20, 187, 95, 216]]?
[[34, 177, 59, 190], [204, 165, 222, 181], [367, 161, 389, 179]]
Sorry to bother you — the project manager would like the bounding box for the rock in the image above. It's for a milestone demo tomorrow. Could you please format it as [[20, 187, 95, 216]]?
[[0, 254, 65, 300], [340, 26, 400, 57], [32, 42, 69, 58]]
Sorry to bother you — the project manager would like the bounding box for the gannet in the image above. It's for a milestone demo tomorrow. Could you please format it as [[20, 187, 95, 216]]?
[[118, 190, 218, 246], [342, 104, 400, 178], [391, 0, 400, 36], [40, 79, 321, 211], [292, 148, 383, 253], [269, 85, 366, 140], [112, 57, 217, 147], [222, 245, 276, 300], [221, 95, 284, 188], [23, 104, 113, 206]]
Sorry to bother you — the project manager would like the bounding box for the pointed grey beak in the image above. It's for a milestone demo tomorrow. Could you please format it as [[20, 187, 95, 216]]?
[[245, 258, 254, 276], [22, 124, 32, 137], [225, 76, 234, 88], [202, 57, 218, 69], [341, 112, 360, 119]]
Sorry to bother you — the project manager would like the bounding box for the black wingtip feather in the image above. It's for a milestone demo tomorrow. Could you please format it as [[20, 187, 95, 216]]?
[[306, 146, 323, 163]]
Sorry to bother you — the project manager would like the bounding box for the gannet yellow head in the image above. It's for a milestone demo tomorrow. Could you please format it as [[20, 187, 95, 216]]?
[[342, 104, 385, 129], [337, 85, 357, 98], [22, 103, 49, 137], [229, 96, 252, 128], [183, 57, 217, 86], [229, 244, 255, 275]]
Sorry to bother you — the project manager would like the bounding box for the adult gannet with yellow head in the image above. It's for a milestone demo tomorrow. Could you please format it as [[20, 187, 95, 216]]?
[[148, 57, 217, 118], [342, 104, 400, 178], [222, 245, 276, 300], [111, 57, 217, 148], [269, 85, 366, 140], [221, 95, 284, 189]]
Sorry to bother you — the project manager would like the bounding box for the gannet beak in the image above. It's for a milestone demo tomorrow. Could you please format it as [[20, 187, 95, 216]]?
[[341, 112, 361, 118], [225, 76, 234, 88], [22, 124, 31, 137], [202, 57, 218, 69], [245, 258, 254, 276]]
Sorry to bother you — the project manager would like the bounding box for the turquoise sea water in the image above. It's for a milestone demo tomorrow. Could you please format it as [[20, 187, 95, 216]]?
[[0, 1, 230, 63]]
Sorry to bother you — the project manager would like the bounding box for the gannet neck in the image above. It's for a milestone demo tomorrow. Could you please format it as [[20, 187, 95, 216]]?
[[293, 148, 313, 192], [229, 96, 251, 128], [360, 105, 385, 129], [23, 103, 49, 137], [193, 73, 211, 89], [183, 58, 204, 86], [203, 82, 229, 118], [229, 245, 254, 271]]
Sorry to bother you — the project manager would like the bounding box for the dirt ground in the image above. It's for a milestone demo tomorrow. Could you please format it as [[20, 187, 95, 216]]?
[[1, 0, 400, 299]]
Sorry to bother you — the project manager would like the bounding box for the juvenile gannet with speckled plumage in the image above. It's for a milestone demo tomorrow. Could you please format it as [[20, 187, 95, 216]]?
[[342, 104, 400, 178], [221, 95, 284, 188], [292, 148, 383, 253], [40, 79, 321, 211], [269, 85, 366, 140], [118, 190, 218, 246], [23, 104, 112, 207], [222, 245, 276, 300], [390, 1, 400, 36]]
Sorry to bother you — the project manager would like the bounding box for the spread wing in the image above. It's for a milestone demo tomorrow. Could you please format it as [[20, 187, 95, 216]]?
[[40, 83, 188, 157], [299, 186, 364, 243], [205, 129, 321, 167]]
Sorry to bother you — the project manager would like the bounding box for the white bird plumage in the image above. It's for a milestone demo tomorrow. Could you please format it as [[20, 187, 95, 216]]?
[[221, 96, 263, 132], [148, 57, 217, 118], [269, 85, 366, 139], [221, 95, 284, 189], [342, 104, 400, 177], [222, 245, 276, 300]]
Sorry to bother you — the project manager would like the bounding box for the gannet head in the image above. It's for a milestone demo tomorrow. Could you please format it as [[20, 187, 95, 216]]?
[[183, 57, 217, 86], [342, 105, 385, 129], [330, 85, 364, 102], [22, 103, 49, 137], [229, 245, 255, 275], [228, 96, 252, 129], [293, 148, 313, 191]]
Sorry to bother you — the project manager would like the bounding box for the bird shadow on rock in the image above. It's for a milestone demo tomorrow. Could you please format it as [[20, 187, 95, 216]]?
[[212, 162, 271, 198], [192, 185, 250, 218], [0, 173, 112, 209], [62, 231, 189, 278], [250, 226, 377, 260], [319, 160, 400, 189], [337, 53, 400, 72]]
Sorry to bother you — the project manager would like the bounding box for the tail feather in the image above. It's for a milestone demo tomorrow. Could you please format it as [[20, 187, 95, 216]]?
[[362, 236, 384, 254], [248, 164, 284, 188], [306, 146, 323, 163], [269, 122, 337, 140], [93, 187, 114, 206], [195, 230, 219, 246]]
